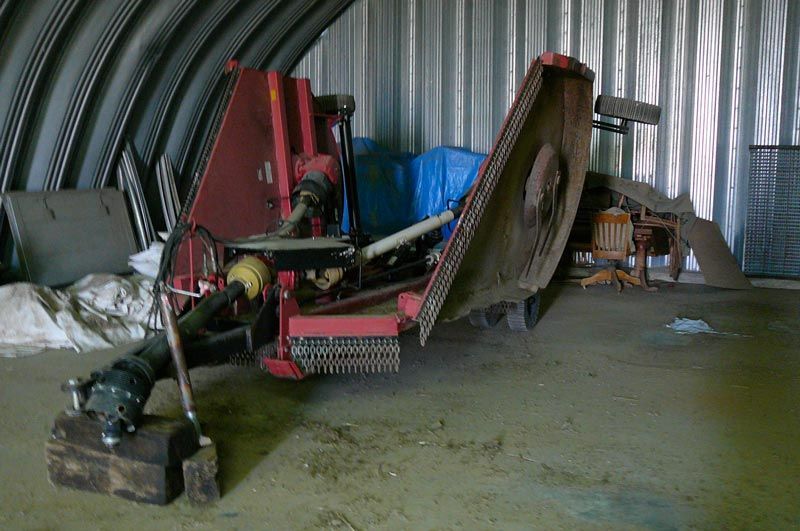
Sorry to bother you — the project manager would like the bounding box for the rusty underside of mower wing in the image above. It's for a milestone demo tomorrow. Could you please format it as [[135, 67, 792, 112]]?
[[415, 54, 595, 345]]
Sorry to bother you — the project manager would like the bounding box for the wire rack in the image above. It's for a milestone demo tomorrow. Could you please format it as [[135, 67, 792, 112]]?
[[745, 146, 800, 278]]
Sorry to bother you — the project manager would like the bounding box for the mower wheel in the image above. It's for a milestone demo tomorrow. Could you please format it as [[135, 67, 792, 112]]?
[[506, 293, 541, 332], [468, 306, 504, 329]]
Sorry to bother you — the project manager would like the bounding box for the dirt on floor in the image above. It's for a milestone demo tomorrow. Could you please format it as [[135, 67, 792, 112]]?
[[1, 282, 798, 530]]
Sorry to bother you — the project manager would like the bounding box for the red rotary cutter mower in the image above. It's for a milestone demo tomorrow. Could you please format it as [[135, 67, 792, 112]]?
[[56, 52, 661, 452]]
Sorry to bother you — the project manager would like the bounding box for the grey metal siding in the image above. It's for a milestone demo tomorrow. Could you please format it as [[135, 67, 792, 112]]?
[[294, 0, 800, 266]]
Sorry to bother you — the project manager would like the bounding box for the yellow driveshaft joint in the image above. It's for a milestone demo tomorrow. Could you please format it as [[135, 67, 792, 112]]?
[[227, 256, 271, 300]]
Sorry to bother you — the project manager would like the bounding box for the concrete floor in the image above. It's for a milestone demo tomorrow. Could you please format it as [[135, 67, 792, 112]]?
[[1, 282, 798, 530]]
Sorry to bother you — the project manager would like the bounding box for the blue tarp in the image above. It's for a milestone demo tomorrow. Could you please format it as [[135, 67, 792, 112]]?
[[343, 138, 485, 238]]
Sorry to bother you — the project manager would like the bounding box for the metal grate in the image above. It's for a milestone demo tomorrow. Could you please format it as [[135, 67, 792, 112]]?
[[290, 336, 400, 375], [744, 146, 800, 278]]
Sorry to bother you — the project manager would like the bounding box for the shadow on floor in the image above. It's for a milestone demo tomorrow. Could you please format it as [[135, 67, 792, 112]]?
[[155, 368, 315, 494]]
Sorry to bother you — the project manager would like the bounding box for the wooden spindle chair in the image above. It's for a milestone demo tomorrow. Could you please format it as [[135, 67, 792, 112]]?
[[580, 210, 641, 292]]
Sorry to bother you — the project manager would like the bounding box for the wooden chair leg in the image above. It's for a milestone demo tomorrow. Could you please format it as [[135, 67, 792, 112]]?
[[609, 266, 622, 292], [669, 238, 681, 280], [580, 268, 613, 288], [615, 269, 640, 286], [637, 268, 658, 292]]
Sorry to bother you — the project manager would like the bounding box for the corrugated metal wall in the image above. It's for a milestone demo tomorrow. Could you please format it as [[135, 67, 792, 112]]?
[[294, 0, 800, 266]]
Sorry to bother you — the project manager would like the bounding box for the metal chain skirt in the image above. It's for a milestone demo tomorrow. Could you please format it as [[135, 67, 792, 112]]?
[[415, 61, 544, 346]]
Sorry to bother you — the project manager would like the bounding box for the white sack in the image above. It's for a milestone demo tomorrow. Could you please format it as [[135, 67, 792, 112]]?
[[0, 274, 155, 357], [128, 241, 164, 279]]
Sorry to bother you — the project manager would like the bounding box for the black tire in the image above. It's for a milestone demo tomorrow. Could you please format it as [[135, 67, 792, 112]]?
[[315, 94, 356, 114], [594, 95, 661, 125], [468, 307, 504, 329], [506, 293, 541, 332]]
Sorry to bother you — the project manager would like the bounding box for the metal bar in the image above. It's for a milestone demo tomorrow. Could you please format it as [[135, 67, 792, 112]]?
[[118, 164, 149, 250], [592, 119, 629, 134], [156, 154, 180, 232], [158, 290, 201, 438], [183, 325, 250, 367], [337, 113, 362, 235], [275, 198, 310, 236], [296, 78, 318, 155], [360, 208, 458, 261], [121, 145, 155, 248], [267, 70, 295, 219], [306, 274, 431, 316]]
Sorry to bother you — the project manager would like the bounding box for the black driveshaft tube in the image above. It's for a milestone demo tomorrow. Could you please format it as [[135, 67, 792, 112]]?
[[138, 281, 246, 377], [84, 281, 246, 446]]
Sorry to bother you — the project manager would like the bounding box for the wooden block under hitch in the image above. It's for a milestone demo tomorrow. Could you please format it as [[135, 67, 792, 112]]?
[[46, 412, 203, 505], [46, 439, 184, 505], [182, 443, 220, 505], [51, 412, 199, 466]]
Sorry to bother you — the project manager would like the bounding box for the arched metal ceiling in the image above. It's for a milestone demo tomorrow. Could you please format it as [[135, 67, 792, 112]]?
[[0, 0, 352, 206]]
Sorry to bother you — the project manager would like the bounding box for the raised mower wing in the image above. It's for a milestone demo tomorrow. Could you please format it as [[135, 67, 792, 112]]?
[[414, 52, 595, 345]]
